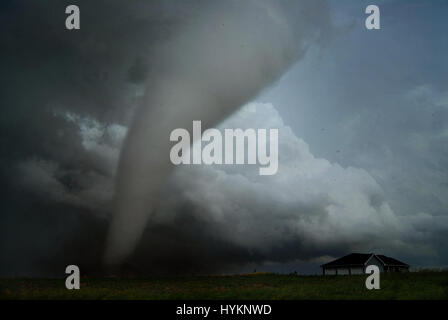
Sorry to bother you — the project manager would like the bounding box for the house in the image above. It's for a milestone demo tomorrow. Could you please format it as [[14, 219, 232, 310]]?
[[321, 253, 410, 275]]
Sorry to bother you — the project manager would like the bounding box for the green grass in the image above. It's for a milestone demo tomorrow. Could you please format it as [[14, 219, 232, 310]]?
[[1, 272, 447, 300]]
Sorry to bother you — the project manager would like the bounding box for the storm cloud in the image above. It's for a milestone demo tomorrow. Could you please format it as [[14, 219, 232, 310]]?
[[105, 0, 332, 267], [1, 0, 447, 276]]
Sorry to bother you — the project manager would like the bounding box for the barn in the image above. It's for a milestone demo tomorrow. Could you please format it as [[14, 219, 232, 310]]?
[[321, 253, 410, 275]]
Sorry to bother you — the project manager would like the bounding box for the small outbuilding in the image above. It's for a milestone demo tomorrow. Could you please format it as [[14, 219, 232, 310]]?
[[321, 253, 409, 275]]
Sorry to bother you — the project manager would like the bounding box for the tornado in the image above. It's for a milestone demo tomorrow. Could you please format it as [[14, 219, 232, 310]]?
[[104, 0, 331, 267]]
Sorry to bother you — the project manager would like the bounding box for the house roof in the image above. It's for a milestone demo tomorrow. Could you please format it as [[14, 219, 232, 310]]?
[[321, 253, 372, 267], [376, 255, 409, 267], [320, 253, 409, 268]]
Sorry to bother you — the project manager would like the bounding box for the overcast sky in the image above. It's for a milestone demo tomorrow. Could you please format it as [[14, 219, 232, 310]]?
[[0, 0, 447, 276], [261, 0, 448, 272]]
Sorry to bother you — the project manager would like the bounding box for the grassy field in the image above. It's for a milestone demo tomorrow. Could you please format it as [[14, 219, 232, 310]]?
[[1, 272, 447, 300]]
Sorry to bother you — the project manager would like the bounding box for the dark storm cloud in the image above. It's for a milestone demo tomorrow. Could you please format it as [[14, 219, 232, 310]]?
[[3, 0, 444, 277], [0, 0, 200, 275], [0, 0, 336, 276], [103, 103, 419, 275]]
